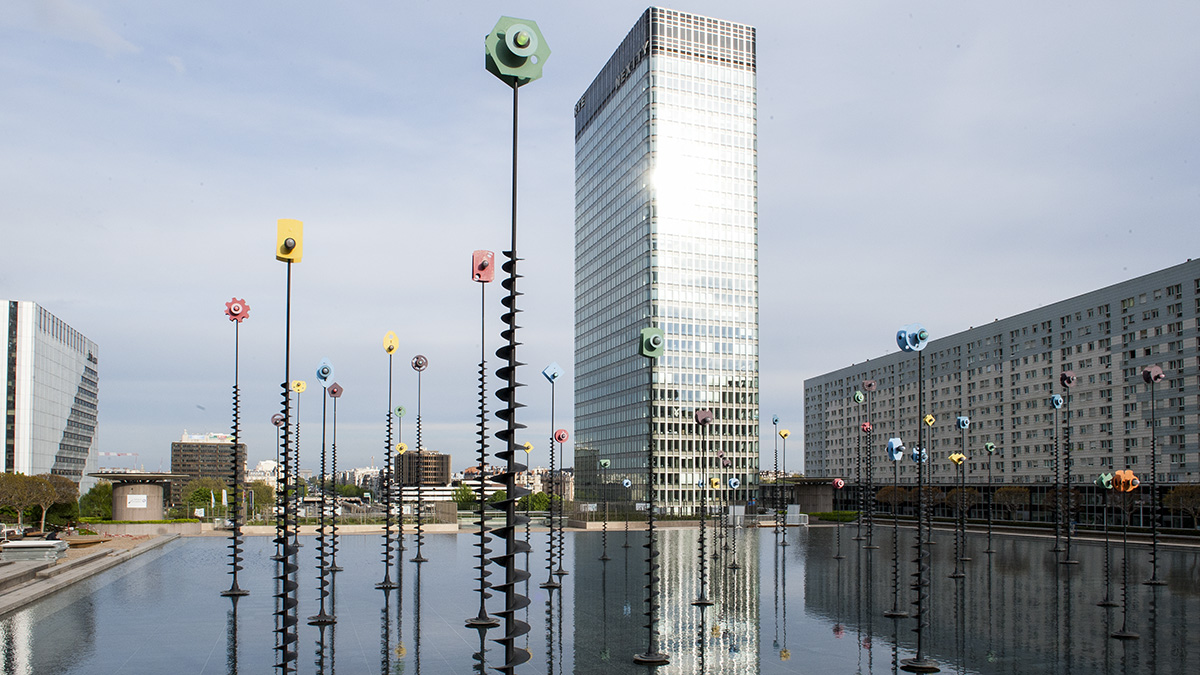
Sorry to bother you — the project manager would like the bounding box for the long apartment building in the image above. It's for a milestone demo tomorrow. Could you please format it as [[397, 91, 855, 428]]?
[[804, 259, 1200, 486]]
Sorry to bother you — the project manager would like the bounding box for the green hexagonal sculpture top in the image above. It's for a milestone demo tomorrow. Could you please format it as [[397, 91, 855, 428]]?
[[485, 16, 550, 86]]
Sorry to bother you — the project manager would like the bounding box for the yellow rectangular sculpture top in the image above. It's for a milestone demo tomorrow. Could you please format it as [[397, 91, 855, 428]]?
[[276, 219, 303, 263]]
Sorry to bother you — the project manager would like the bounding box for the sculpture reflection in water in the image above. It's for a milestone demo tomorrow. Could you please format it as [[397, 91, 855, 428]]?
[[225, 602, 240, 675]]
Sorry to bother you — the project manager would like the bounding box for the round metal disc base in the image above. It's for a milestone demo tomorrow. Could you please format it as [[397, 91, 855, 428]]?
[[633, 652, 670, 665], [1060, 559, 1079, 565], [959, 557, 971, 562], [539, 580, 561, 589], [692, 597, 713, 607], [728, 562, 741, 570], [1143, 579, 1167, 586], [1110, 631, 1140, 640], [833, 554, 845, 560], [900, 657, 941, 672], [465, 616, 500, 629], [948, 572, 965, 579], [864, 545, 880, 550], [307, 612, 336, 626], [221, 587, 249, 598], [376, 580, 398, 590], [883, 610, 909, 618], [1097, 599, 1119, 607]]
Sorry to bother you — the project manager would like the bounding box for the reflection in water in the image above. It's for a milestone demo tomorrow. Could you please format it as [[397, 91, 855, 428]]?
[[226, 600, 240, 675], [7, 529, 1200, 673], [413, 563, 422, 675]]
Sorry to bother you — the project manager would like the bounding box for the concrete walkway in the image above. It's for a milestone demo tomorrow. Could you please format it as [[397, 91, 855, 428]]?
[[0, 534, 179, 618]]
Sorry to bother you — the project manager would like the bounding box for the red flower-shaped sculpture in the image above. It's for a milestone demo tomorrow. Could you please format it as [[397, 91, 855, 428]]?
[[861, 422, 873, 434], [328, 382, 344, 399], [225, 297, 250, 323]]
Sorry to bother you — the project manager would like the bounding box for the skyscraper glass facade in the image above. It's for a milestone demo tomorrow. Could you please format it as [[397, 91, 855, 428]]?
[[2, 300, 99, 484], [574, 8, 758, 514]]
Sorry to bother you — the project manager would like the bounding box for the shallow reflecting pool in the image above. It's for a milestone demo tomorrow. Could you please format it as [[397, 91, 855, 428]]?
[[2, 525, 1198, 673]]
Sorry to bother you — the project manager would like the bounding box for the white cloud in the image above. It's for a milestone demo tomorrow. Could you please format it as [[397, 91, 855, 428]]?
[[4, 0, 140, 55]]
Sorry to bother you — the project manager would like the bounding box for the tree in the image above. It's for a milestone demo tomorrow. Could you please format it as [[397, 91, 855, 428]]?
[[517, 491, 552, 512], [0, 473, 43, 529], [488, 490, 507, 506], [337, 484, 366, 499], [29, 476, 57, 533], [43, 474, 79, 506], [876, 485, 910, 510], [452, 484, 477, 510], [184, 477, 228, 510], [1164, 485, 1200, 528], [80, 481, 113, 519], [246, 481, 275, 513], [946, 487, 980, 514], [994, 486, 1030, 520]]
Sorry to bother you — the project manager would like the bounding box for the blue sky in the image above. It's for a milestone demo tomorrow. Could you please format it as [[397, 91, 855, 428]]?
[[2, 1, 1197, 475]]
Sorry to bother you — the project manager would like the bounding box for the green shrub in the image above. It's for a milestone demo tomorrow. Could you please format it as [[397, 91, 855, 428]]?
[[810, 511, 859, 523]]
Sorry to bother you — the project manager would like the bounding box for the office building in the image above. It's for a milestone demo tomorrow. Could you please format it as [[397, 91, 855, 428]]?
[[396, 449, 450, 487], [574, 7, 759, 514], [803, 260, 1200, 487], [170, 431, 246, 504], [2, 300, 99, 483]]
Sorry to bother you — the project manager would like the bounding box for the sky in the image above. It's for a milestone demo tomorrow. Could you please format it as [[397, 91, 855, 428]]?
[[2, 1, 1198, 476]]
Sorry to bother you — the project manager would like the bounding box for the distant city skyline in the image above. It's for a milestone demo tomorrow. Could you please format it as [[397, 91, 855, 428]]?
[[2, 2, 1197, 475]]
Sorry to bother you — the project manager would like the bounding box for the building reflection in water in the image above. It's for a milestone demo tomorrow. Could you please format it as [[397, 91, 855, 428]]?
[[6, 528, 1200, 673], [573, 527, 760, 674], [801, 525, 1200, 675]]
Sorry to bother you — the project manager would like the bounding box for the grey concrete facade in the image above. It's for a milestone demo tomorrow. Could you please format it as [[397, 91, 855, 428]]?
[[804, 259, 1200, 487]]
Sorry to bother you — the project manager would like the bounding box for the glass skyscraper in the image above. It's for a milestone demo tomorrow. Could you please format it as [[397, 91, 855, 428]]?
[[574, 8, 758, 514], [2, 300, 99, 485]]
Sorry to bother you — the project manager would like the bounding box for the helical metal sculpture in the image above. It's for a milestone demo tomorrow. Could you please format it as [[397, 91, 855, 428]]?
[[599, 457, 612, 562], [1060, 371, 1079, 565], [1095, 472, 1118, 607], [329, 381, 343, 574], [883, 438, 908, 619], [1111, 469, 1141, 640], [483, 17, 549, 671], [467, 251, 499, 626], [693, 409, 714, 607], [377, 333, 399, 590], [772, 415, 781, 540], [863, 380, 879, 550], [540, 363, 564, 590], [853, 390, 866, 543], [833, 478, 846, 560], [779, 428, 791, 547], [984, 442, 997, 554], [308, 358, 335, 626], [1143, 365, 1166, 585], [410, 355, 428, 564], [221, 297, 249, 599], [274, 219, 302, 673], [1051, 393, 1065, 554], [633, 325, 668, 665], [897, 323, 938, 673]]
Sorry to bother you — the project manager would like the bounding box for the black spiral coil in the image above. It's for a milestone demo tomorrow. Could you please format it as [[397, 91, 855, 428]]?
[[694, 479, 709, 605], [854, 424, 864, 542], [413, 405, 427, 564], [377, 402, 396, 589], [467, 358, 498, 627], [491, 249, 532, 672], [639, 459, 664, 660], [275, 382, 298, 672], [308, 392, 333, 625], [865, 415, 877, 549], [330, 399, 341, 573], [728, 489, 741, 570], [222, 377, 247, 597], [541, 429, 559, 589]]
